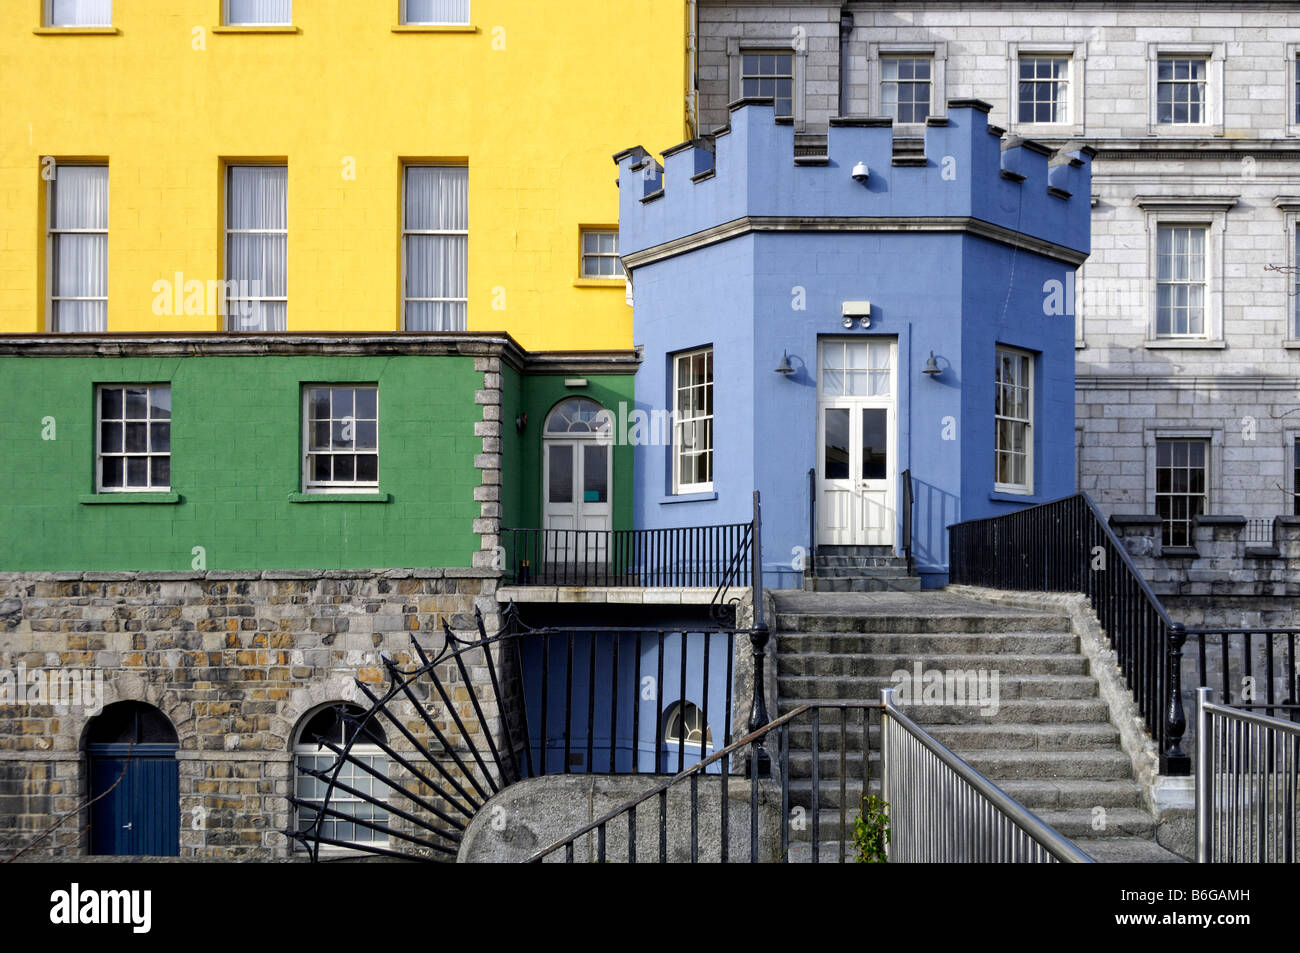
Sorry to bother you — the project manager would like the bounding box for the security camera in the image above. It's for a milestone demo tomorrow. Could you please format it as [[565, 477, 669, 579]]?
[[851, 161, 870, 184]]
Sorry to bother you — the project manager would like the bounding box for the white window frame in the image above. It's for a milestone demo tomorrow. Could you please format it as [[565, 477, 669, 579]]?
[[867, 42, 947, 129], [1137, 197, 1233, 348], [301, 384, 380, 494], [663, 701, 713, 750], [1147, 44, 1224, 136], [1154, 223, 1208, 339], [1279, 199, 1300, 347], [225, 163, 288, 330], [401, 0, 470, 25], [672, 347, 713, 495], [44, 0, 112, 26], [95, 384, 171, 493], [223, 0, 292, 26], [994, 346, 1034, 496], [1286, 430, 1300, 517], [46, 162, 109, 333], [738, 49, 795, 119], [727, 37, 805, 131], [401, 164, 468, 331], [879, 55, 934, 126], [1008, 43, 1087, 138], [578, 228, 622, 280], [292, 705, 389, 855]]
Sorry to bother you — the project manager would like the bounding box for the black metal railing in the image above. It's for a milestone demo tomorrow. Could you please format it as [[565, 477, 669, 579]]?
[[948, 493, 1191, 775], [502, 523, 752, 588], [807, 467, 817, 580], [1187, 628, 1300, 719], [901, 467, 914, 575], [526, 702, 881, 863], [1244, 517, 1276, 544]]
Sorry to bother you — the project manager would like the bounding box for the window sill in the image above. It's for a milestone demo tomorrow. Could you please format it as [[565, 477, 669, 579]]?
[[33, 26, 120, 35], [1282, 340, 1300, 349], [660, 491, 718, 505], [391, 24, 477, 33], [573, 278, 626, 289], [79, 492, 180, 505], [1160, 546, 1199, 558], [289, 492, 390, 503], [1143, 338, 1226, 349], [990, 490, 1037, 504], [212, 25, 300, 34]]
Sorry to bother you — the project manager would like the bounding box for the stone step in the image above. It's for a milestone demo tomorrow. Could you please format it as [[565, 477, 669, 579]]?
[[1033, 808, 1157, 840], [985, 778, 1146, 810], [815, 545, 896, 557], [957, 749, 1134, 781], [777, 674, 1099, 701], [1078, 837, 1188, 863], [811, 566, 913, 578], [776, 631, 1079, 654], [774, 613, 1071, 634], [779, 698, 1113, 724], [804, 576, 924, 593], [776, 652, 1090, 677], [787, 750, 879, 780], [787, 777, 879, 810], [926, 722, 1121, 751], [814, 555, 908, 568]]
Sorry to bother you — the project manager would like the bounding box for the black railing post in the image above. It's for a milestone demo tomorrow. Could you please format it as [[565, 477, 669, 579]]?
[[1163, 622, 1191, 774], [807, 468, 816, 580], [748, 490, 772, 776]]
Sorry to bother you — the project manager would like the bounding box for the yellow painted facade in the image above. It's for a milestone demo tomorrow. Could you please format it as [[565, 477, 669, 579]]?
[[0, 1, 690, 350]]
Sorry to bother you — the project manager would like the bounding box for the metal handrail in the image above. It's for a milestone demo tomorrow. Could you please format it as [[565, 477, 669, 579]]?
[[807, 467, 817, 579], [948, 491, 1191, 774], [901, 467, 914, 575], [881, 688, 1095, 863], [1195, 687, 1300, 863], [525, 702, 822, 863]]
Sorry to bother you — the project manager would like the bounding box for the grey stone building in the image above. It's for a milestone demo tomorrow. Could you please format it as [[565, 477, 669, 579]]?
[[693, 1, 1300, 603]]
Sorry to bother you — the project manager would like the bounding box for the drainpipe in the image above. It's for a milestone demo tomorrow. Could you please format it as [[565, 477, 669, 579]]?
[[839, 9, 854, 117]]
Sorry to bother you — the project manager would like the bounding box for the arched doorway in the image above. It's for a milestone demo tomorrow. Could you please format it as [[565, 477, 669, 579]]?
[[85, 701, 180, 856], [542, 398, 613, 566]]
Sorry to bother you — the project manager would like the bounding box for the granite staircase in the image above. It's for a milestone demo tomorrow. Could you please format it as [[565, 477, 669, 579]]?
[[803, 545, 921, 593], [775, 590, 1184, 863]]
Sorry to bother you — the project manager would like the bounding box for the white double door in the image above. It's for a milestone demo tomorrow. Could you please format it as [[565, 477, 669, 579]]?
[[543, 437, 611, 562], [816, 338, 897, 547]]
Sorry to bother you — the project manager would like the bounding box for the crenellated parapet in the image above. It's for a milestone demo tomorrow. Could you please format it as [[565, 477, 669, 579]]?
[[614, 99, 1094, 265]]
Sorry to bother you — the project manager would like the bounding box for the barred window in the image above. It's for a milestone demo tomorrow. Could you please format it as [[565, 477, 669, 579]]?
[[1156, 439, 1208, 547], [97, 385, 170, 492]]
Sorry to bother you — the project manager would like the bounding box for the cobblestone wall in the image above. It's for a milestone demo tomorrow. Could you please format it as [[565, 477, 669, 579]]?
[[0, 568, 505, 860]]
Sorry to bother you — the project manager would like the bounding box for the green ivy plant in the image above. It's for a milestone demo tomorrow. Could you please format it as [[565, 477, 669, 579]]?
[[851, 793, 890, 863]]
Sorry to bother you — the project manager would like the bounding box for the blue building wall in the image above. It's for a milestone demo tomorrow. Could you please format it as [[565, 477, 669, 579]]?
[[617, 100, 1092, 588]]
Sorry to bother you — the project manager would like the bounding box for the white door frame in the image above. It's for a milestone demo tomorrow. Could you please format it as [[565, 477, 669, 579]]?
[[816, 338, 898, 548], [542, 399, 613, 563]]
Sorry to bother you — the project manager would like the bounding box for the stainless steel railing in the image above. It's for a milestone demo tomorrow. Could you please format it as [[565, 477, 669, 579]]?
[[881, 688, 1095, 863], [1195, 687, 1300, 863]]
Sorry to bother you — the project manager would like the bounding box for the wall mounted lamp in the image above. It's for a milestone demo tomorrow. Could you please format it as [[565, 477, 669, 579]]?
[[922, 352, 942, 378], [775, 350, 795, 375]]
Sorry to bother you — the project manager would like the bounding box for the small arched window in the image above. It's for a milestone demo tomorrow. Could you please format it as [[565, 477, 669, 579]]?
[[86, 701, 179, 746], [663, 701, 714, 749], [293, 704, 389, 852], [544, 397, 611, 435]]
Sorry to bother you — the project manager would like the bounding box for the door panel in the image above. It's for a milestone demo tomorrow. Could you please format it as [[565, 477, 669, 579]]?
[[544, 438, 612, 566], [89, 750, 179, 856], [817, 340, 897, 547]]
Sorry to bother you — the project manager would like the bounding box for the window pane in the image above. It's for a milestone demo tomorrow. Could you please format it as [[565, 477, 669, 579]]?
[[52, 166, 108, 230], [583, 445, 608, 503], [126, 457, 148, 487], [824, 408, 850, 480], [862, 409, 887, 480], [150, 456, 170, 487], [100, 422, 122, 453], [226, 0, 292, 25], [356, 454, 378, 483], [548, 445, 573, 503], [403, 0, 469, 25], [50, 0, 113, 26], [404, 166, 467, 231]]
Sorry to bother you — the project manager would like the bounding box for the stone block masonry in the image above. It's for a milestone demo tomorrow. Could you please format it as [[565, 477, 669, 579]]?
[[0, 568, 505, 860]]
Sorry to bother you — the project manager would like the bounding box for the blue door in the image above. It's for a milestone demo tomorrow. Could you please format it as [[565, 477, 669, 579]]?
[[88, 744, 180, 856]]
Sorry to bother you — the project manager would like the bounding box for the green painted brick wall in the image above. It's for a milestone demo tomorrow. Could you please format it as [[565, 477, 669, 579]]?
[[0, 354, 484, 571]]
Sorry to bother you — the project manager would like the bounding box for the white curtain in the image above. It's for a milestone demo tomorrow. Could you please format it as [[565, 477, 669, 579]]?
[[227, 166, 287, 331], [404, 0, 470, 24], [225, 0, 291, 25], [52, 166, 108, 332], [405, 167, 467, 331], [49, 0, 112, 26]]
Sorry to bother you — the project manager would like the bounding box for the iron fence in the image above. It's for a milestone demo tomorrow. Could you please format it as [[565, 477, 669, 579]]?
[[1188, 628, 1300, 719], [1195, 688, 1300, 863], [948, 492, 1191, 774]]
